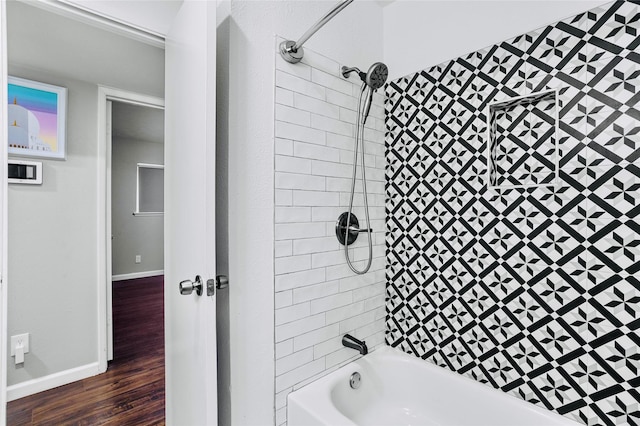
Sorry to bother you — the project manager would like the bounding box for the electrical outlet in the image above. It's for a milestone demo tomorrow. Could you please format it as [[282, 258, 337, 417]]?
[[10, 333, 29, 356], [135, 255, 142, 264]]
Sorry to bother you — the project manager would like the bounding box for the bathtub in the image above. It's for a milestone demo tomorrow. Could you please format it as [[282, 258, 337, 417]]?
[[288, 345, 578, 426]]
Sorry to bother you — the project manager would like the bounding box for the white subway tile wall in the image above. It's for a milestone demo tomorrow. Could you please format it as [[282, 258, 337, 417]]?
[[274, 44, 386, 426]]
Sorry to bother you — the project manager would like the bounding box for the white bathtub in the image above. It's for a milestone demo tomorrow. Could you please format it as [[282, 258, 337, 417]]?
[[288, 346, 579, 426]]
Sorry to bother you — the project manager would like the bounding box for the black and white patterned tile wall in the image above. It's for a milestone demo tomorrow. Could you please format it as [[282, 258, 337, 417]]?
[[384, 1, 640, 425]]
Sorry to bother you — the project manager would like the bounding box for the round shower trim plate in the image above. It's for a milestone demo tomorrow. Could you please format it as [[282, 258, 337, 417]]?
[[279, 40, 304, 64], [335, 212, 360, 246]]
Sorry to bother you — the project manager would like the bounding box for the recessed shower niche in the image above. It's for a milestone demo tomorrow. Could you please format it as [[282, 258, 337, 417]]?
[[487, 89, 559, 189]]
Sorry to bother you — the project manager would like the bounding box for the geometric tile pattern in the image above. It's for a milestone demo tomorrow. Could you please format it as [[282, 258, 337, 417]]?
[[488, 89, 559, 188], [385, 2, 640, 425]]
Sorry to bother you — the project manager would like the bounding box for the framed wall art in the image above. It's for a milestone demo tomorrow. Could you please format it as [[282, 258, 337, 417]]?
[[8, 76, 67, 160]]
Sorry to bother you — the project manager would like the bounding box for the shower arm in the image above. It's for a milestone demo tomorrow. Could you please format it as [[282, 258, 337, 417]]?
[[279, 0, 354, 64]]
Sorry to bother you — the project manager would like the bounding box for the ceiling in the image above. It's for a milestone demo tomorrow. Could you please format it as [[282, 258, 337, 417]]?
[[62, 0, 394, 38], [112, 102, 164, 144]]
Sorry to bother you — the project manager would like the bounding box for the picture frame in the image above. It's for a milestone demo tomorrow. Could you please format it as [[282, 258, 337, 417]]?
[[7, 76, 67, 160]]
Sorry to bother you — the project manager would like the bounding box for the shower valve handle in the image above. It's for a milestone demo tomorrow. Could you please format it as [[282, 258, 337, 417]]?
[[346, 225, 373, 234], [337, 224, 372, 234]]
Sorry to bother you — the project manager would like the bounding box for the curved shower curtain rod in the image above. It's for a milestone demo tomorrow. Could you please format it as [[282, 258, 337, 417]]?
[[279, 0, 354, 64]]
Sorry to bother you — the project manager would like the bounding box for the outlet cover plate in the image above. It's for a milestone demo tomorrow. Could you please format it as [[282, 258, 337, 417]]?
[[11, 333, 29, 355]]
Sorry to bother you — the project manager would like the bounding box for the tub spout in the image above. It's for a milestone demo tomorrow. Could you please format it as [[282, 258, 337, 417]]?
[[342, 333, 368, 355]]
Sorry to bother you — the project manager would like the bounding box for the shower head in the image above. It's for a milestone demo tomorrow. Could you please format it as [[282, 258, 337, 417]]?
[[365, 62, 388, 90], [341, 62, 388, 90]]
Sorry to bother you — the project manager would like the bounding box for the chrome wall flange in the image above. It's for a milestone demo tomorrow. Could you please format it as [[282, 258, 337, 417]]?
[[349, 372, 362, 389], [279, 40, 304, 64]]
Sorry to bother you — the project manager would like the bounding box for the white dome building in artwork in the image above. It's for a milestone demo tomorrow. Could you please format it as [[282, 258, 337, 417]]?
[[8, 98, 51, 152]]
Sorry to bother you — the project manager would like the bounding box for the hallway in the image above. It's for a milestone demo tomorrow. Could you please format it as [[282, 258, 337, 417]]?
[[7, 276, 164, 425]]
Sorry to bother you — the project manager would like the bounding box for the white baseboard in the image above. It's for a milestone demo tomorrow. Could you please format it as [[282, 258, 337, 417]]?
[[112, 270, 164, 281], [7, 362, 102, 401]]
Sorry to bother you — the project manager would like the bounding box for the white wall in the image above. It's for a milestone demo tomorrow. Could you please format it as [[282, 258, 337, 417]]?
[[217, 1, 384, 424], [383, 0, 608, 80], [111, 136, 164, 277], [7, 67, 100, 387], [7, 1, 163, 391]]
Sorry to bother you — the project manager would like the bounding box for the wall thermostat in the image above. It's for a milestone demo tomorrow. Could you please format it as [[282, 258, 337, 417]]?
[[8, 160, 42, 185]]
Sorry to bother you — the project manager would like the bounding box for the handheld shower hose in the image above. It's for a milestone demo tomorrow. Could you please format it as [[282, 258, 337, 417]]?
[[340, 62, 387, 275]]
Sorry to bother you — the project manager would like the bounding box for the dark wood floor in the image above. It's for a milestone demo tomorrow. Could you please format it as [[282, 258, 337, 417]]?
[[7, 276, 165, 425]]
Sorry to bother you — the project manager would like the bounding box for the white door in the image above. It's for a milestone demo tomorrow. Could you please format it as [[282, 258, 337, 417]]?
[[0, 0, 8, 422], [164, 0, 217, 424]]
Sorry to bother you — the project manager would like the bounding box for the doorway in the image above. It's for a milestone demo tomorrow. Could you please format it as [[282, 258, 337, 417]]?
[[108, 99, 165, 361], [6, 91, 168, 426], [4, 1, 220, 422], [5, 0, 169, 421], [6, 93, 167, 426]]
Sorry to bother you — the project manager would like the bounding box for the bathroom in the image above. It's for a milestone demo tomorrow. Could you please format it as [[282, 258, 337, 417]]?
[[1, 0, 639, 425]]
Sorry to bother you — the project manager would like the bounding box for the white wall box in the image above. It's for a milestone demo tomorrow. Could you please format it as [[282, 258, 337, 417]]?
[[7, 160, 42, 185]]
